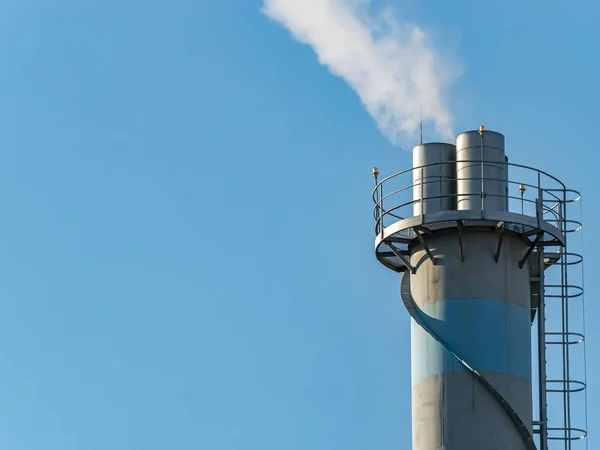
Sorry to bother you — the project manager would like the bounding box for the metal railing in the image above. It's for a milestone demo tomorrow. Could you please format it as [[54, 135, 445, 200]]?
[[372, 160, 575, 238]]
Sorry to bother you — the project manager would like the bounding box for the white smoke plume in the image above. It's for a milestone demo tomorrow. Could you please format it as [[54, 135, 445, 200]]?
[[262, 0, 461, 146]]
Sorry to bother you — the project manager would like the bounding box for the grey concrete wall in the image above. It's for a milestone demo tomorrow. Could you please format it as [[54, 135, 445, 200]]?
[[408, 231, 532, 450], [412, 372, 531, 449]]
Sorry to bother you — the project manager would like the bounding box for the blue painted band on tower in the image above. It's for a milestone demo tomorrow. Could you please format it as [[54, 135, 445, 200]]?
[[411, 298, 532, 383]]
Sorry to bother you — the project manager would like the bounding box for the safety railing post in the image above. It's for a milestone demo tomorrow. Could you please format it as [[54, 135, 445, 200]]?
[[379, 183, 384, 236], [420, 166, 424, 223], [538, 238, 549, 450], [537, 172, 542, 229]]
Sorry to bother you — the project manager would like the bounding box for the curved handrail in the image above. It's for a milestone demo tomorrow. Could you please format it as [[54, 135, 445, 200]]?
[[374, 188, 557, 218], [373, 176, 565, 211], [545, 332, 585, 345], [550, 252, 583, 266], [373, 159, 568, 196], [372, 160, 575, 239], [566, 251, 584, 264], [547, 379, 587, 393], [563, 219, 583, 233], [547, 427, 587, 441], [374, 190, 564, 236], [374, 190, 558, 222], [373, 167, 565, 207], [563, 189, 582, 203], [544, 285, 584, 299]]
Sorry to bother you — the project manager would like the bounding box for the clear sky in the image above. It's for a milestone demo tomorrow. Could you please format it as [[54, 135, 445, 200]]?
[[0, 1, 598, 449]]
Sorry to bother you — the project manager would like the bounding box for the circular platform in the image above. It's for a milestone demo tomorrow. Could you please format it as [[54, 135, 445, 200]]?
[[372, 160, 580, 273]]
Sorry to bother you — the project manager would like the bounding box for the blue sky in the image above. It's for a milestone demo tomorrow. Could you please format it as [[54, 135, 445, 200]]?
[[0, 1, 598, 449]]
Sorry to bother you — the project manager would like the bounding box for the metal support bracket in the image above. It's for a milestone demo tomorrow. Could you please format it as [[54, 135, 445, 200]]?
[[495, 235, 504, 263], [414, 228, 436, 265], [519, 234, 542, 269], [387, 243, 416, 274], [495, 222, 505, 263], [457, 220, 465, 262]]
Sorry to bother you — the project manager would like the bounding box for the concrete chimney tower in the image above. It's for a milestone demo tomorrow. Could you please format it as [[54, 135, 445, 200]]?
[[372, 128, 586, 450]]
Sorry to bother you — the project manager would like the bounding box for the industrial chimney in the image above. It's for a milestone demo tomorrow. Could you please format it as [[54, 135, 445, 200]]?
[[372, 128, 586, 450]]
